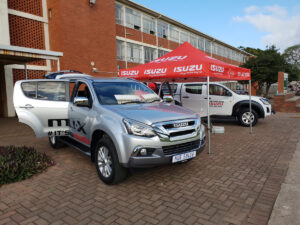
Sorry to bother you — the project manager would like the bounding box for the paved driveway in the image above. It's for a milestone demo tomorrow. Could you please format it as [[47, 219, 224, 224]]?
[[0, 113, 299, 225]]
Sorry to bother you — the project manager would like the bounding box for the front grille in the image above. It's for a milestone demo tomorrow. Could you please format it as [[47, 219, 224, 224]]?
[[169, 129, 195, 137], [162, 140, 200, 155], [163, 121, 195, 129]]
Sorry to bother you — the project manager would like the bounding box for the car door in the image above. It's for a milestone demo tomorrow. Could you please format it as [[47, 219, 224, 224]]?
[[69, 81, 95, 147], [13, 80, 70, 137], [181, 83, 207, 117], [206, 84, 233, 116]]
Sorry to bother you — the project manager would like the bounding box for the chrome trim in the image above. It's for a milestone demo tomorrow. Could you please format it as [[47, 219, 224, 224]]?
[[152, 118, 199, 142]]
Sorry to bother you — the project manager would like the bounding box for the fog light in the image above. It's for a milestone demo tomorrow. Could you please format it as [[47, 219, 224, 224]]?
[[140, 148, 147, 156]]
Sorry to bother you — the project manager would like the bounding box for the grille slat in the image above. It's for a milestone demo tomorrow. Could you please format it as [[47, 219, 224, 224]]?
[[162, 140, 200, 155], [169, 129, 195, 137]]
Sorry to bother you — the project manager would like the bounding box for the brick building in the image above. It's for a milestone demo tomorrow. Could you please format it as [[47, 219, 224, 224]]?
[[0, 0, 251, 117]]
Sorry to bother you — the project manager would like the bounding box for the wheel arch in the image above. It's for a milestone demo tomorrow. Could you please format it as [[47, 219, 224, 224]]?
[[232, 100, 265, 118], [90, 129, 108, 162]]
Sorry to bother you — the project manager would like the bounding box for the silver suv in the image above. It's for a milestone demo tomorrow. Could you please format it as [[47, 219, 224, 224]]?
[[13, 74, 206, 184]]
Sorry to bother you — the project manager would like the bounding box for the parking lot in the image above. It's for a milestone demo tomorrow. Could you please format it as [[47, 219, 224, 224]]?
[[0, 113, 299, 225]]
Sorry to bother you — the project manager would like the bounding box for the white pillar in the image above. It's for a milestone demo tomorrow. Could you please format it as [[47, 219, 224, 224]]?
[[0, 0, 10, 44], [0, 0, 15, 117], [4, 66, 15, 117]]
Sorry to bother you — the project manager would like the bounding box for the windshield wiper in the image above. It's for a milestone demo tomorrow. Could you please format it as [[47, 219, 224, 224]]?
[[146, 98, 161, 103], [120, 100, 144, 104]]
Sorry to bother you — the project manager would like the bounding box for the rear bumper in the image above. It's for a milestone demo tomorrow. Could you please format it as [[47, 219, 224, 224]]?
[[126, 137, 206, 168]]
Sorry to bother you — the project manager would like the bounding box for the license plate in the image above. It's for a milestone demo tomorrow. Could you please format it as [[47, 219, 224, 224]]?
[[172, 151, 196, 163]]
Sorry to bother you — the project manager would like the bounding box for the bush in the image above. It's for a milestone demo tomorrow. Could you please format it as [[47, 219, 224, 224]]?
[[0, 146, 54, 186]]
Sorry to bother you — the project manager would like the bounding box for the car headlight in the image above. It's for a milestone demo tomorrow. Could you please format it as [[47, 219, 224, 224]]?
[[195, 117, 201, 131], [260, 98, 270, 105], [123, 119, 156, 137]]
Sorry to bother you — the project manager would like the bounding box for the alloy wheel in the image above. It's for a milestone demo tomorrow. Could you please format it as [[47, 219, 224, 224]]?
[[97, 146, 113, 178]]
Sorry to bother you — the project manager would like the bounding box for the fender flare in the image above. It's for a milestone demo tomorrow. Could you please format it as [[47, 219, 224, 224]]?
[[232, 100, 265, 118]]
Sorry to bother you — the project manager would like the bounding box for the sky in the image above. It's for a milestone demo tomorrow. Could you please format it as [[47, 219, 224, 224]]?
[[132, 0, 300, 52]]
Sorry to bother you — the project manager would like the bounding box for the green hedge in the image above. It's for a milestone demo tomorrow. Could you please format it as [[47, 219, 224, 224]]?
[[0, 146, 54, 186]]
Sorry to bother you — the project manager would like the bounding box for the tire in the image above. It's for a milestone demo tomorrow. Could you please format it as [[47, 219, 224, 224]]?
[[48, 136, 65, 149], [95, 135, 128, 184], [238, 108, 258, 127]]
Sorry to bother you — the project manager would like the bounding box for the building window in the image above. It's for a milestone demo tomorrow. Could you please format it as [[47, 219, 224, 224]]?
[[126, 7, 141, 30], [157, 21, 168, 38], [115, 3, 124, 25], [198, 37, 204, 51], [212, 43, 217, 55], [117, 40, 125, 61], [158, 49, 168, 58], [127, 43, 142, 63], [144, 47, 156, 63], [190, 34, 197, 48], [143, 15, 155, 35], [205, 39, 211, 53], [180, 31, 189, 43], [169, 25, 179, 42]]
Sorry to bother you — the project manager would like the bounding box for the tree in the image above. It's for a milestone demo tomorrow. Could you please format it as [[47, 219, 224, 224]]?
[[238, 46, 263, 57], [283, 44, 300, 68], [283, 44, 300, 81], [242, 45, 285, 97]]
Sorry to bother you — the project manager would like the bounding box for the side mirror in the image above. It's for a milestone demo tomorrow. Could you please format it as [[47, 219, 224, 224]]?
[[163, 95, 174, 103], [226, 91, 232, 96], [73, 97, 89, 107]]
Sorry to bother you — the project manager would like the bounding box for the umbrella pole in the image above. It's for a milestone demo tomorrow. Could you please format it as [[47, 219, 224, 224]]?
[[207, 76, 211, 154], [249, 79, 252, 134]]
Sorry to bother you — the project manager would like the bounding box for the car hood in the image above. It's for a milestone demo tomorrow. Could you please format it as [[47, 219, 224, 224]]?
[[105, 102, 197, 125], [235, 94, 261, 102]]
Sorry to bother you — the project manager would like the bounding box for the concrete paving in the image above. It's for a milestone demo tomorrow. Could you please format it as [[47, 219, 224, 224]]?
[[268, 139, 300, 225]]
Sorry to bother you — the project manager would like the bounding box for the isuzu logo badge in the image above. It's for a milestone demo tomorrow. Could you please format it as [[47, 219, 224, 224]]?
[[173, 122, 188, 128]]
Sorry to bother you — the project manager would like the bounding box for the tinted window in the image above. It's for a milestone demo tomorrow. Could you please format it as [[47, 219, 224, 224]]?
[[21, 82, 36, 98], [209, 85, 230, 96], [185, 84, 202, 94], [157, 83, 177, 95], [37, 82, 66, 101]]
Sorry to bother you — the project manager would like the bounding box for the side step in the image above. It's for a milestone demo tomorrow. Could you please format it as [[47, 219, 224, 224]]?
[[60, 136, 91, 156]]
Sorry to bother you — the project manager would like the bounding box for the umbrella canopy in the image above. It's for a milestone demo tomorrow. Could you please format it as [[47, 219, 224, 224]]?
[[119, 42, 250, 82]]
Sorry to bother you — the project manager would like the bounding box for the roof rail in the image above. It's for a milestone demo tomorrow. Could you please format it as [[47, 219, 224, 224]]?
[[44, 70, 83, 79]]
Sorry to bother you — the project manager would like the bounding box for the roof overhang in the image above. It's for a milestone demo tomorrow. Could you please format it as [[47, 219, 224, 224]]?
[[0, 45, 63, 65]]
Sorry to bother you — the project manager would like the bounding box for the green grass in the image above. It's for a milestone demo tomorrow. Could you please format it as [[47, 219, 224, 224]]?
[[0, 146, 54, 186]]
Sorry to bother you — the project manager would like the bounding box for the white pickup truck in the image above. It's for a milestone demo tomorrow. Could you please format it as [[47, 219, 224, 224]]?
[[167, 82, 273, 126]]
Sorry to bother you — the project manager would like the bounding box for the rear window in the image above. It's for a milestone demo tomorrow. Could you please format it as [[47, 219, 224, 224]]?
[[21, 82, 36, 98], [21, 81, 67, 101]]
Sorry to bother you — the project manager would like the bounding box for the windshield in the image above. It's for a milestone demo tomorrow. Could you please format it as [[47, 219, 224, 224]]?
[[93, 81, 161, 105]]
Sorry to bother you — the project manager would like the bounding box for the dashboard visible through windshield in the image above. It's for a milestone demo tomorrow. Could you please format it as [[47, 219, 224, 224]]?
[[93, 82, 161, 105]]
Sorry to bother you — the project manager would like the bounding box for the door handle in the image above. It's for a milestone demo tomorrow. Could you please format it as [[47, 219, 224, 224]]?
[[20, 104, 34, 109], [204, 97, 211, 99], [182, 96, 189, 98]]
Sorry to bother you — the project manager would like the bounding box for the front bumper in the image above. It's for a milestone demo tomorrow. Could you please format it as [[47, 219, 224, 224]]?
[[127, 136, 206, 168]]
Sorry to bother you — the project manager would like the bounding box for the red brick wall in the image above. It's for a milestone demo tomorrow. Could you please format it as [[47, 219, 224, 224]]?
[[142, 33, 156, 46], [8, 0, 43, 16], [12, 69, 46, 83], [8, 15, 45, 49], [48, 0, 117, 77], [278, 72, 284, 94]]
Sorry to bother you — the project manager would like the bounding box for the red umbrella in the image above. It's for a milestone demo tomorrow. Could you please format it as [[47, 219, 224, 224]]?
[[119, 42, 250, 82]]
